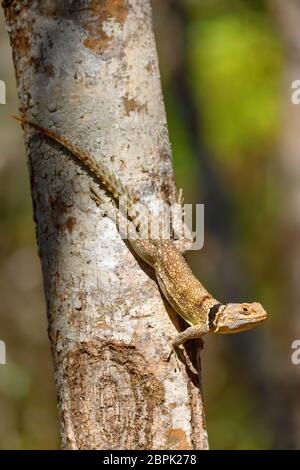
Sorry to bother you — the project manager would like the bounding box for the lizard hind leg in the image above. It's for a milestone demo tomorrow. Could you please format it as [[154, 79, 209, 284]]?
[[171, 188, 195, 254], [90, 185, 157, 266], [173, 238, 193, 254], [90, 185, 138, 240]]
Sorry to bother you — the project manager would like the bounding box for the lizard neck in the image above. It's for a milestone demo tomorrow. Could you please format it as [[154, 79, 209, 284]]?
[[208, 303, 224, 332]]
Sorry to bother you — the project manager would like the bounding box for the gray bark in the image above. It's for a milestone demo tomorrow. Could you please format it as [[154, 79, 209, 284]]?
[[2, 0, 208, 449]]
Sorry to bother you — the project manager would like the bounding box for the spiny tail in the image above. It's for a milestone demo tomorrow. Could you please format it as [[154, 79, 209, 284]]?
[[12, 115, 138, 208]]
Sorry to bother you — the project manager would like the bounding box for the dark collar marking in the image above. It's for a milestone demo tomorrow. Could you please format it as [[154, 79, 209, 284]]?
[[209, 303, 222, 330]]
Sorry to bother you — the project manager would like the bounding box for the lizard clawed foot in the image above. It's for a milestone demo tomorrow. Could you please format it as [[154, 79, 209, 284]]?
[[166, 336, 202, 376], [167, 344, 199, 376], [166, 344, 183, 363]]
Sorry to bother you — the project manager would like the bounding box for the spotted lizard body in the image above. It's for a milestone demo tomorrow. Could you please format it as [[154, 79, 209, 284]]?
[[13, 115, 267, 351]]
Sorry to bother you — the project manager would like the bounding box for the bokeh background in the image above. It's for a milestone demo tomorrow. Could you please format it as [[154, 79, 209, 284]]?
[[0, 0, 300, 449]]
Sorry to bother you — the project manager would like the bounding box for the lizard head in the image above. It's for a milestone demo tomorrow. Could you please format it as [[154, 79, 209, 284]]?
[[211, 302, 267, 333]]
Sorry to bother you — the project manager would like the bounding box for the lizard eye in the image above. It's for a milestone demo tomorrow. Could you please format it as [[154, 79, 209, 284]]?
[[242, 305, 251, 314]]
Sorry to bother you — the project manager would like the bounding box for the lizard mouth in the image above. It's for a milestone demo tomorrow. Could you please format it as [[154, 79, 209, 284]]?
[[236, 315, 267, 332]]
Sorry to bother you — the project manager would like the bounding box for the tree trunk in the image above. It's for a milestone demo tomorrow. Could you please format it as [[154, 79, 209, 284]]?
[[2, 0, 208, 450]]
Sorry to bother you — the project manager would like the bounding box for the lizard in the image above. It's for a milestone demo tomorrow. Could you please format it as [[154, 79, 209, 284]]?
[[13, 115, 267, 353]]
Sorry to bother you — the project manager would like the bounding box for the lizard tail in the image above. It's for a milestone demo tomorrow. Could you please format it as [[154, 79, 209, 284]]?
[[12, 114, 140, 218]]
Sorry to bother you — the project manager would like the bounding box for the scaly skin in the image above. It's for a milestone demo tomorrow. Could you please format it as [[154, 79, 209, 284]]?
[[13, 115, 268, 350]]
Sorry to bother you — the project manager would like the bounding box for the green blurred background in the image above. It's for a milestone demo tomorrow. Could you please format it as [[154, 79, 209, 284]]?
[[0, 0, 299, 449]]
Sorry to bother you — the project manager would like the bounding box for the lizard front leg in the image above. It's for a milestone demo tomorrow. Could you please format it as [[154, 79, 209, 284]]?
[[172, 323, 208, 349], [167, 323, 208, 364]]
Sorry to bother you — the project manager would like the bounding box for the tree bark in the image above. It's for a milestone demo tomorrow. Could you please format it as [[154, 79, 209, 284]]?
[[2, 0, 208, 449]]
